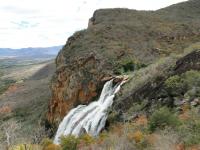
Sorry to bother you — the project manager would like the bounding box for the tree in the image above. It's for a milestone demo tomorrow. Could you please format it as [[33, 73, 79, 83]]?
[[1, 120, 21, 149]]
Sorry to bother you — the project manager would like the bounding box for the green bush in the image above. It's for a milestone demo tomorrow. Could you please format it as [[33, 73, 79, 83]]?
[[122, 60, 135, 72], [113, 58, 147, 75], [79, 134, 95, 146], [164, 70, 200, 98], [60, 135, 80, 150], [164, 75, 186, 96], [183, 70, 200, 88], [178, 110, 200, 146], [148, 107, 180, 132]]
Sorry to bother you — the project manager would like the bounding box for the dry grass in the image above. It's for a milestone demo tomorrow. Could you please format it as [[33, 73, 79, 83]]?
[[151, 130, 179, 150], [77, 106, 200, 150], [1, 62, 51, 81], [79, 123, 180, 150]]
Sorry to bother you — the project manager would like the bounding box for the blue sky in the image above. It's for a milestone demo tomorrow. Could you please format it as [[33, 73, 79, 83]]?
[[0, 0, 187, 48]]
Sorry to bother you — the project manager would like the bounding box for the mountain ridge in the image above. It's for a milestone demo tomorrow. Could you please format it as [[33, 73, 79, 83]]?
[[0, 45, 63, 58]]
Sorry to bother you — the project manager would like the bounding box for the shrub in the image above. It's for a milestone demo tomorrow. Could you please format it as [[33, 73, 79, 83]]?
[[148, 107, 180, 132], [178, 109, 200, 146], [60, 135, 80, 150], [182, 70, 200, 98], [164, 70, 200, 98], [40, 138, 53, 148], [164, 75, 186, 96], [135, 115, 148, 126], [122, 60, 135, 72], [128, 130, 143, 143], [79, 134, 95, 146], [183, 70, 200, 89], [43, 144, 61, 150], [113, 58, 147, 75]]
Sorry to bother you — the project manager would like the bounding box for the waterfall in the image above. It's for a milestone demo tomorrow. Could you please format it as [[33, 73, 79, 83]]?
[[54, 79, 126, 144]]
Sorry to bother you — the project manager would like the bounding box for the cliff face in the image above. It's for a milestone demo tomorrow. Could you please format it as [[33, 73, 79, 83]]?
[[47, 0, 200, 126], [47, 53, 111, 125]]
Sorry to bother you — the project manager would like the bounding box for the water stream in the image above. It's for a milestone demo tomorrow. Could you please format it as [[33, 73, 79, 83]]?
[[54, 79, 125, 144]]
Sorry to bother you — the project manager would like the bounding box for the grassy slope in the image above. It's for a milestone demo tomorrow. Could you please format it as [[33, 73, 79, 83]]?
[[60, 0, 200, 71]]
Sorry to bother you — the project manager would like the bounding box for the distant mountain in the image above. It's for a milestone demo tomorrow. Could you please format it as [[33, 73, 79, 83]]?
[[0, 46, 62, 58]]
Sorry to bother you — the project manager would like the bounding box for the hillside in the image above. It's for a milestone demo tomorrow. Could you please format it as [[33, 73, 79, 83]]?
[[47, 0, 200, 126]]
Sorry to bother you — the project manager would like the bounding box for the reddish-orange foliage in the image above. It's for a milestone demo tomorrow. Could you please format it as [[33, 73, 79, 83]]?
[[135, 115, 148, 126], [0, 105, 12, 114], [175, 144, 200, 150], [179, 112, 190, 121], [187, 145, 200, 150], [181, 104, 190, 113], [6, 85, 18, 93], [128, 130, 143, 143], [175, 144, 185, 150]]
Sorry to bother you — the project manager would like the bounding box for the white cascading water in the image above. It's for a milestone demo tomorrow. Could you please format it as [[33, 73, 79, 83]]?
[[54, 79, 126, 144]]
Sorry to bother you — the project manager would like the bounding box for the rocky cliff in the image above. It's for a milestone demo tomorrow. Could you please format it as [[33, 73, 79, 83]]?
[[47, 0, 200, 127]]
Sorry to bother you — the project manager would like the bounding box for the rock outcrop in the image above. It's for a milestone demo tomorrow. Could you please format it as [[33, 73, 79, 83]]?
[[174, 50, 200, 74], [113, 50, 200, 121], [47, 53, 112, 126]]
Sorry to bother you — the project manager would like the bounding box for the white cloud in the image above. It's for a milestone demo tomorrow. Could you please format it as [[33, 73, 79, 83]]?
[[0, 0, 188, 48]]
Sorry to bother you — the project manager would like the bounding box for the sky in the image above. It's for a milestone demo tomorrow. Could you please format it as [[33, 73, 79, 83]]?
[[0, 0, 188, 48]]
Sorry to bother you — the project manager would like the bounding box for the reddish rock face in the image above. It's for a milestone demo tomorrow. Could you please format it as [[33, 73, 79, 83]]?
[[47, 53, 111, 126]]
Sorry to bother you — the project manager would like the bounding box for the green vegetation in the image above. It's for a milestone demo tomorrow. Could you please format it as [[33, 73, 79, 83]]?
[[60, 135, 79, 150], [41, 138, 53, 148], [59, 134, 95, 150], [113, 58, 147, 75], [178, 109, 200, 146], [164, 70, 200, 98], [148, 107, 180, 132]]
